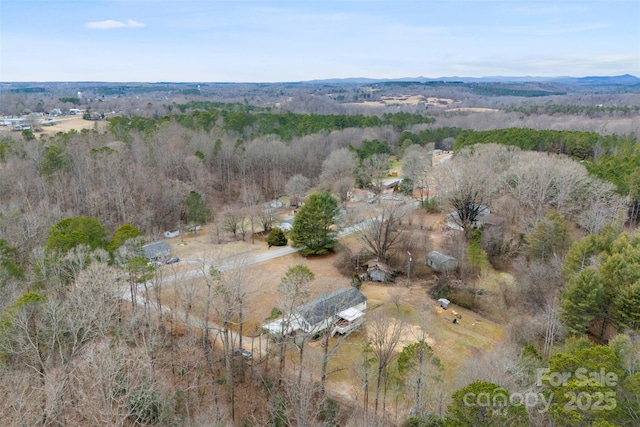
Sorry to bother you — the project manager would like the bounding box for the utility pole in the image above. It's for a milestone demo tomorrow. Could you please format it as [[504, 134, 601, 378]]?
[[407, 251, 412, 287]]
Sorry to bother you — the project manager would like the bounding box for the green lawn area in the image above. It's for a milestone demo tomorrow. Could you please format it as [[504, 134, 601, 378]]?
[[388, 158, 402, 174]]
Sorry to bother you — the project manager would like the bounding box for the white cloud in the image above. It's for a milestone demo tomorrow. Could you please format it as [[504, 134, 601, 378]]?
[[126, 19, 146, 28], [85, 19, 146, 30]]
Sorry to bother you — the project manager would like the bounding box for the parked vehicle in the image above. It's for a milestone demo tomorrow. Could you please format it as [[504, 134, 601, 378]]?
[[233, 348, 253, 360], [164, 228, 180, 238], [165, 257, 180, 264]]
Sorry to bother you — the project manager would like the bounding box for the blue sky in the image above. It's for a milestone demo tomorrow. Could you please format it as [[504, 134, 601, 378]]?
[[1, 0, 639, 82]]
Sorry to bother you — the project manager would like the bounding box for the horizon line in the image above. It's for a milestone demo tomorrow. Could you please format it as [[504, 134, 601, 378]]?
[[2, 73, 639, 85]]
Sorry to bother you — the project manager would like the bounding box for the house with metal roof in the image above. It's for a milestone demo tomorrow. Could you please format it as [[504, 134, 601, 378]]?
[[365, 258, 396, 283], [263, 287, 367, 336], [142, 241, 171, 260]]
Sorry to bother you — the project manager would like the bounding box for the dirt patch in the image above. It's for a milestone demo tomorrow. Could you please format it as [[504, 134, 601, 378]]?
[[365, 319, 436, 350]]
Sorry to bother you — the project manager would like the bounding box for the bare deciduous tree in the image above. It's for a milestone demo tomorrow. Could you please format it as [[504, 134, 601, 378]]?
[[437, 147, 500, 237], [579, 179, 626, 234], [358, 154, 390, 199], [276, 265, 314, 385], [283, 374, 326, 427], [199, 262, 224, 424], [285, 174, 311, 207], [404, 304, 444, 416], [367, 309, 404, 415], [402, 145, 432, 203], [223, 207, 246, 240], [359, 203, 406, 262], [213, 263, 248, 423], [319, 148, 358, 190]]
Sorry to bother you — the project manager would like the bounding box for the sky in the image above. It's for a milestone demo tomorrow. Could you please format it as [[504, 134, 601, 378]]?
[[1, 0, 639, 82]]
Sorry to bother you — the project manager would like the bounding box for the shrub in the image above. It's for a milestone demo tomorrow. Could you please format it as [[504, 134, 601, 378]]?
[[351, 274, 362, 289], [265, 307, 283, 321], [266, 228, 288, 247], [319, 398, 339, 424], [403, 414, 444, 427], [128, 388, 163, 425], [422, 198, 440, 213]]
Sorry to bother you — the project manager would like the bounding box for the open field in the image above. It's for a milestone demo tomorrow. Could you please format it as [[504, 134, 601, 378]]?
[[346, 95, 457, 108], [0, 115, 107, 138]]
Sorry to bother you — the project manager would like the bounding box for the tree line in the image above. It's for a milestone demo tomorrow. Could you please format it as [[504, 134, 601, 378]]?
[[451, 127, 640, 222], [108, 109, 436, 141], [506, 103, 640, 116]]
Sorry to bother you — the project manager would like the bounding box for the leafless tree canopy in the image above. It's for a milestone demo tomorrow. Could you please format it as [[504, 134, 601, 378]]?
[[359, 203, 407, 262]]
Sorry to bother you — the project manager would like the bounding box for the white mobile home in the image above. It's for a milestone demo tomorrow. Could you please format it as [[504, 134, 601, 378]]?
[[263, 287, 367, 336]]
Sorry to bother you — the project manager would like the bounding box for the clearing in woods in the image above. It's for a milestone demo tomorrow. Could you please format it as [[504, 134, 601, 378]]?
[[156, 213, 504, 408]]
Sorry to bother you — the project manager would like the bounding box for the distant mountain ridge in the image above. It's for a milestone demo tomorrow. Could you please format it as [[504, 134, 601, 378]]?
[[305, 74, 640, 85]]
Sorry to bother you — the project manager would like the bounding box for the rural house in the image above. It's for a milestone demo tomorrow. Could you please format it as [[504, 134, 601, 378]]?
[[426, 251, 458, 273], [142, 241, 171, 260], [263, 287, 367, 336], [365, 258, 395, 283], [269, 199, 286, 209], [275, 216, 294, 231]]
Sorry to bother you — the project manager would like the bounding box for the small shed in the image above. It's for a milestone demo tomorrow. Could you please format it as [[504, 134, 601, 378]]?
[[142, 241, 171, 260], [437, 298, 451, 309], [426, 251, 458, 273], [365, 259, 395, 283]]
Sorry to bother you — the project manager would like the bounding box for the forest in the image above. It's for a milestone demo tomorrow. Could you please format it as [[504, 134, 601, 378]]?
[[0, 80, 640, 426]]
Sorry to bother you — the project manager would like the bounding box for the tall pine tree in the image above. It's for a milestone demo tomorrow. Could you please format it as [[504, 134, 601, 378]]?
[[289, 192, 339, 256]]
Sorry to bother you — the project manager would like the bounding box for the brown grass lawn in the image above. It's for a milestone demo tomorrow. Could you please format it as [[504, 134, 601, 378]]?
[[314, 283, 504, 395]]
